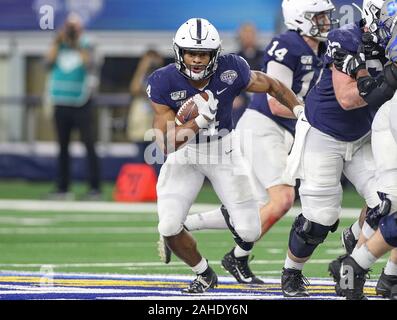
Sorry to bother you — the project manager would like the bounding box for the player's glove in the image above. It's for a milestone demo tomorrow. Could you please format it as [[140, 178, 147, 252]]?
[[360, 32, 385, 58], [333, 48, 366, 78], [193, 90, 219, 128]]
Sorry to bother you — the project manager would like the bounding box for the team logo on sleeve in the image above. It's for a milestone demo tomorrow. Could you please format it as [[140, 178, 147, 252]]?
[[301, 56, 313, 65], [301, 56, 313, 71], [170, 90, 187, 101], [220, 70, 238, 85]]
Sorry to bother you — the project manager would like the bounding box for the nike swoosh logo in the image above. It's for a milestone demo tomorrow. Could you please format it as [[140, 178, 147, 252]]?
[[225, 149, 233, 155], [216, 88, 228, 95], [235, 267, 252, 283], [209, 106, 217, 114]]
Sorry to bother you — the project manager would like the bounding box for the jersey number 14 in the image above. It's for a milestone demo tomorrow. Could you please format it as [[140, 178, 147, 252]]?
[[267, 41, 288, 62]]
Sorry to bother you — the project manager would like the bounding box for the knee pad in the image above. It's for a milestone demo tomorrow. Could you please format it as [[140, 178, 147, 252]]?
[[158, 219, 184, 237], [289, 213, 339, 258], [221, 205, 254, 251], [379, 212, 397, 247], [235, 227, 259, 244], [157, 195, 189, 236], [365, 192, 391, 230]]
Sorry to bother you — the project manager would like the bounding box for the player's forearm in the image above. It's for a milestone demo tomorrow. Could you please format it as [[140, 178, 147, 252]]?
[[268, 97, 296, 119], [335, 81, 367, 110], [267, 78, 302, 112], [247, 71, 301, 112], [165, 119, 200, 153]]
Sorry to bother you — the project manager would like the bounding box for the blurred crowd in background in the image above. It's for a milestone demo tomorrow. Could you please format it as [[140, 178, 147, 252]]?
[[0, 0, 363, 196]]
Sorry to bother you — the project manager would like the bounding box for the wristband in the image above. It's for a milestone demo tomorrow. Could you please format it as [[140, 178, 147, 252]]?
[[293, 105, 304, 118]]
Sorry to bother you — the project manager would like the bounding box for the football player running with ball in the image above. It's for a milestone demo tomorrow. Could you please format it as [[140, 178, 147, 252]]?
[[148, 18, 303, 293], [170, 0, 338, 286]]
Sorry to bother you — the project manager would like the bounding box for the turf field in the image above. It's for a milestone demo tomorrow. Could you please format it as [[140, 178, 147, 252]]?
[[0, 203, 385, 277], [0, 180, 387, 299]]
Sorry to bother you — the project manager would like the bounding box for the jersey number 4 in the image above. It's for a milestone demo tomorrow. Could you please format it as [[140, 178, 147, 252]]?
[[267, 41, 288, 62]]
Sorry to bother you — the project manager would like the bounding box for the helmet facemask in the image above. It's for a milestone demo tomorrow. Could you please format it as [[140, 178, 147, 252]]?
[[174, 45, 221, 81], [377, 17, 396, 47], [377, 0, 397, 48], [303, 9, 340, 41], [363, 2, 383, 33]]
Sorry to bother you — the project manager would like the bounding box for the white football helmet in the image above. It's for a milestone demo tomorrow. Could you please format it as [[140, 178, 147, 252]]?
[[173, 18, 222, 81], [282, 0, 339, 41], [362, 0, 386, 32], [377, 0, 397, 48]]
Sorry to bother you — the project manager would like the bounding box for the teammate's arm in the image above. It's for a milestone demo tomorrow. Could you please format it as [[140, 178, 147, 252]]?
[[151, 102, 200, 154], [246, 70, 303, 118], [332, 65, 368, 110], [266, 61, 296, 119]]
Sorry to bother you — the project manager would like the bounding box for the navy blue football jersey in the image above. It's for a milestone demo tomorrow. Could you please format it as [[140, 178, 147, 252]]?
[[249, 30, 324, 135], [147, 54, 251, 141], [305, 22, 384, 142]]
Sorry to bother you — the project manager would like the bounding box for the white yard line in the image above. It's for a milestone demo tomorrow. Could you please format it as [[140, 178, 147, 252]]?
[[0, 200, 214, 213], [0, 200, 362, 218], [0, 258, 387, 268]]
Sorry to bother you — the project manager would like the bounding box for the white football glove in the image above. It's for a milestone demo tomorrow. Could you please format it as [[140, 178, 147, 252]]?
[[193, 90, 219, 128]]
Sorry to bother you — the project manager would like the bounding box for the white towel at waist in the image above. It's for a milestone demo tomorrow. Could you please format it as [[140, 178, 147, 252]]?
[[282, 112, 312, 186]]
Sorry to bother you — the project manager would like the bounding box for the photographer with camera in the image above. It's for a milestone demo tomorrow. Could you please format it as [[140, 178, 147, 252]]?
[[46, 13, 101, 201]]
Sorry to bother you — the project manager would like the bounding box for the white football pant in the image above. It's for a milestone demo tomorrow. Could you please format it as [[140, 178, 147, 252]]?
[[236, 109, 294, 203], [157, 131, 261, 242], [372, 98, 397, 212], [296, 124, 379, 226]]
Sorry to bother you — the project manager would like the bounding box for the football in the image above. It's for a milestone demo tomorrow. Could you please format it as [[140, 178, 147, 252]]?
[[175, 92, 209, 126]]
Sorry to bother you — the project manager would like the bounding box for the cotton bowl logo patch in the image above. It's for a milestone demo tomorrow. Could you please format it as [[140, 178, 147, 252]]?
[[170, 90, 187, 101], [220, 70, 238, 85]]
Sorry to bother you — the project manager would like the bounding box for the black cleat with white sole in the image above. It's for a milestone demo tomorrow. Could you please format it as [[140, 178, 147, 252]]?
[[391, 285, 397, 300], [328, 254, 348, 297], [339, 255, 368, 300], [341, 226, 358, 255], [182, 266, 218, 294], [221, 249, 264, 284], [375, 269, 397, 298], [281, 268, 310, 297]]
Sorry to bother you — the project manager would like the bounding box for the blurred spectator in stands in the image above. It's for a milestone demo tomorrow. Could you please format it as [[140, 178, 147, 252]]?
[[237, 23, 264, 70], [232, 23, 264, 125], [45, 12, 101, 201], [127, 49, 164, 143], [127, 49, 164, 176]]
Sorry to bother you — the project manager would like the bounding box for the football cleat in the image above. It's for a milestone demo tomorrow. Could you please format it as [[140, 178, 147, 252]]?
[[341, 226, 357, 255], [375, 269, 397, 298], [339, 255, 369, 300], [328, 254, 348, 297], [391, 285, 397, 300], [281, 268, 310, 297], [181, 266, 218, 293], [221, 249, 264, 284], [157, 235, 172, 264]]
